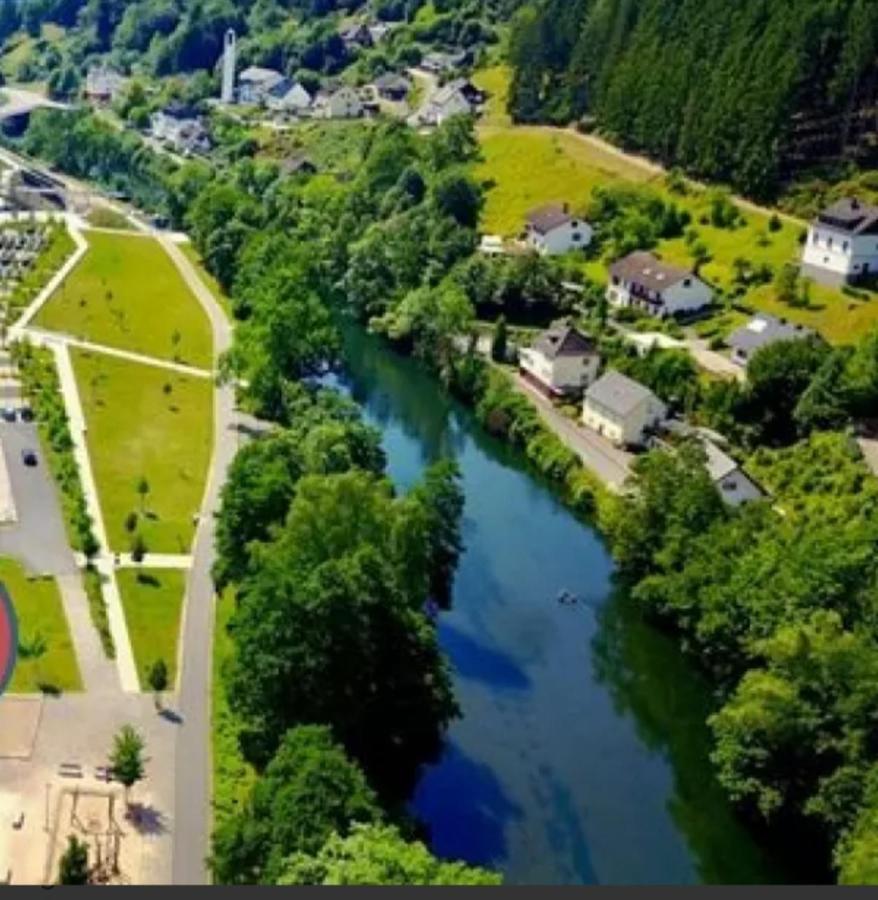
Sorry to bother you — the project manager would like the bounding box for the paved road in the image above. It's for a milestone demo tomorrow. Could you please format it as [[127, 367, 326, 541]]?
[[514, 375, 633, 491], [163, 235, 236, 885]]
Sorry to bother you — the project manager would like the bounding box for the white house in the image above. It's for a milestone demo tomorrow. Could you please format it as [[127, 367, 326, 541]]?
[[702, 438, 764, 507], [150, 104, 210, 155], [315, 86, 363, 119], [238, 66, 285, 105], [582, 370, 666, 447], [524, 204, 593, 256], [802, 197, 878, 285], [518, 324, 600, 397], [84, 65, 125, 104], [726, 313, 815, 368], [607, 251, 712, 317], [266, 79, 312, 113], [408, 79, 483, 127]]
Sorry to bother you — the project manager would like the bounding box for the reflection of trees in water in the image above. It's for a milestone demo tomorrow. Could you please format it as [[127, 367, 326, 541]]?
[[591, 587, 802, 885]]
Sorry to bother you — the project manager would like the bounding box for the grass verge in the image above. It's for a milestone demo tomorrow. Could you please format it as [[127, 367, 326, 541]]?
[[83, 564, 114, 658], [179, 241, 233, 321], [72, 348, 213, 554], [116, 567, 185, 690], [2, 557, 81, 693]]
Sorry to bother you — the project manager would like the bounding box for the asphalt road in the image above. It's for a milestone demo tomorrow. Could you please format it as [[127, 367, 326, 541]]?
[[0, 420, 77, 576]]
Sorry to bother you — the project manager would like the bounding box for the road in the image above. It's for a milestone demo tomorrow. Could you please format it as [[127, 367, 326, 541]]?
[[163, 235, 236, 885], [513, 375, 633, 491]]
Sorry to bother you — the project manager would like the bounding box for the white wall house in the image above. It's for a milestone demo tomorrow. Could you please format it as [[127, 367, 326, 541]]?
[[524, 205, 593, 256], [801, 197, 878, 285], [150, 105, 210, 154], [238, 67, 285, 105], [266, 80, 312, 113], [582, 370, 666, 447], [518, 324, 600, 397], [607, 251, 712, 317], [317, 86, 363, 119], [703, 439, 763, 507]]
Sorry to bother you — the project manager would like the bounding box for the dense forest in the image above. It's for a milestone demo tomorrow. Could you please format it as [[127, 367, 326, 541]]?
[[508, 0, 878, 198]]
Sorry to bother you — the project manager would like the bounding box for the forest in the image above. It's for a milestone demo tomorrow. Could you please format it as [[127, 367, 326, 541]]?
[[507, 0, 878, 198]]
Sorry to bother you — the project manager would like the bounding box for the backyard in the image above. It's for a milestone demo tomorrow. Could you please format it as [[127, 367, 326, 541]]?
[[116, 567, 185, 691], [71, 349, 213, 554], [1, 557, 81, 693], [35, 231, 213, 367]]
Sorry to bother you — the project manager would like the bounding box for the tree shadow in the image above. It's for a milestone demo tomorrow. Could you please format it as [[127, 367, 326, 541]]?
[[158, 707, 183, 725], [126, 803, 167, 836]]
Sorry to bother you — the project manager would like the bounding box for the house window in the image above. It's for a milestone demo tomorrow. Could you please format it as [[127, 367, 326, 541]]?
[[827, 237, 833, 249], [683, 278, 691, 287], [612, 276, 620, 286], [572, 232, 581, 242], [843, 241, 849, 252]]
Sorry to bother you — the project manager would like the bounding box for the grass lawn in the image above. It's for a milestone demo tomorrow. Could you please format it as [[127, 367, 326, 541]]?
[[212, 588, 256, 827], [85, 207, 134, 231], [179, 242, 233, 321], [1, 558, 81, 693], [473, 65, 876, 345], [116, 568, 185, 690], [35, 231, 213, 368], [72, 349, 213, 554]]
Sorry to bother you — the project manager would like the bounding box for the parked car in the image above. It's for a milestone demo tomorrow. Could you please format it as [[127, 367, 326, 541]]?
[[18, 406, 33, 422], [1, 408, 16, 423], [20, 449, 37, 467]]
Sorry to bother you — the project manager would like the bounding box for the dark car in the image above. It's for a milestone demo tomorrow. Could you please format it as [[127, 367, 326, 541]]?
[[1, 408, 15, 423], [21, 449, 37, 467], [18, 407, 33, 423]]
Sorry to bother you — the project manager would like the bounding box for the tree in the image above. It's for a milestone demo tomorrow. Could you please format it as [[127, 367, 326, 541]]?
[[136, 476, 150, 513], [490, 314, 508, 363], [774, 263, 800, 305], [211, 726, 381, 885], [130, 531, 147, 563], [279, 823, 502, 885], [110, 725, 145, 809], [58, 835, 89, 885], [146, 658, 169, 710], [431, 172, 483, 228]]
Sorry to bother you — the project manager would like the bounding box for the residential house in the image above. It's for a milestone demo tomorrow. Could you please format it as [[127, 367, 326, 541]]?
[[607, 251, 712, 317], [314, 86, 363, 119], [802, 197, 878, 285], [340, 22, 374, 50], [420, 50, 469, 75], [408, 78, 483, 127], [727, 313, 815, 368], [266, 79, 312, 113], [524, 204, 593, 256], [703, 439, 764, 507], [279, 154, 317, 177], [84, 65, 125, 104], [519, 324, 601, 397], [368, 22, 395, 44], [582, 370, 667, 447], [374, 72, 412, 101], [150, 104, 210, 155], [237, 66, 285, 105]]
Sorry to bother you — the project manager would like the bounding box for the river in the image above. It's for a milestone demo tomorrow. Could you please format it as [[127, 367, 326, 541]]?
[[336, 327, 793, 885]]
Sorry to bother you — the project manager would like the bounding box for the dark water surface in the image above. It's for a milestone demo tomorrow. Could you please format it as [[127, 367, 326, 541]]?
[[337, 327, 792, 885]]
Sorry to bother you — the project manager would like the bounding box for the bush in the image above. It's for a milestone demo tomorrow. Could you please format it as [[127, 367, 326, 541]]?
[[83, 565, 114, 659]]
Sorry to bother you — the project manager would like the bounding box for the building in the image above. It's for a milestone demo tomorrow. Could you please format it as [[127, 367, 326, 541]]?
[[801, 197, 878, 286], [265, 79, 312, 113], [315, 86, 363, 119], [583, 370, 667, 447], [519, 324, 600, 397], [150, 104, 210, 155], [607, 251, 712, 317], [84, 65, 125, 104], [727, 313, 815, 368], [221, 29, 236, 104], [279, 154, 317, 177], [702, 439, 764, 507], [238, 66, 285, 105], [408, 78, 483, 127], [524, 204, 593, 256], [374, 73, 412, 101], [368, 22, 395, 44], [420, 50, 469, 75], [340, 22, 374, 50]]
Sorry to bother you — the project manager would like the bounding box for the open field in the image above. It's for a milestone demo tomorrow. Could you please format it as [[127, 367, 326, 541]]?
[[35, 231, 213, 368], [472, 65, 878, 345], [2, 557, 81, 693], [71, 349, 213, 554], [116, 567, 185, 690]]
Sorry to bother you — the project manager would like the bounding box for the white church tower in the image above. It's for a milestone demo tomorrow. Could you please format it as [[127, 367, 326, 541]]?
[[221, 29, 236, 104]]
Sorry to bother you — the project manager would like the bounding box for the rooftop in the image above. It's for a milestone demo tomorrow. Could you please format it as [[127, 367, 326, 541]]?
[[586, 370, 657, 417], [727, 313, 815, 355], [816, 197, 878, 235], [239, 66, 285, 87], [610, 251, 691, 293], [532, 324, 596, 360], [526, 204, 574, 235]]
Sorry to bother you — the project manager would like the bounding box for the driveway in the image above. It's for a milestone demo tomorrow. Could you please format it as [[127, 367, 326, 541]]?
[[0, 421, 76, 576]]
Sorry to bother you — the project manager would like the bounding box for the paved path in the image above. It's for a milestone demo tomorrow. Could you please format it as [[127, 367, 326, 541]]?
[[162, 233, 236, 885], [115, 553, 193, 570], [20, 327, 214, 379], [514, 375, 633, 492], [858, 435, 878, 478], [51, 342, 140, 693]]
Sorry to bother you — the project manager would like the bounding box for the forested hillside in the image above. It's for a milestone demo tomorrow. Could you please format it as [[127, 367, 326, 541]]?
[[508, 0, 878, 198]]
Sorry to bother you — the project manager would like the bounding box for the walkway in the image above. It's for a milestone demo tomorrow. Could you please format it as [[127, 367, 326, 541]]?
[[514, 374, 633, 492], [162, 233, 236, 885]]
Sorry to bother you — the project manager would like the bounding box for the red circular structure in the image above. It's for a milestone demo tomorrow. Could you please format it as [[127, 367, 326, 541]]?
[[0, 583, 16, 694]]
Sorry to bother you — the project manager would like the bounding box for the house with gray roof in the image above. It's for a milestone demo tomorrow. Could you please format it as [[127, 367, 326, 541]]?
[[582, 370, 667, 447], [238, 66, 285, 105], [608, 251, 712, 317], [802, 197, 878, 285], [518, 323, 600, 397], [727, 313, 815, 368], [524, 204, 593, 256]]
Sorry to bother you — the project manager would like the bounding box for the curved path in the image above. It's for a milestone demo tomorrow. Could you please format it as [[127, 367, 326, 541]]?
[[161, 236, 237, 885]]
